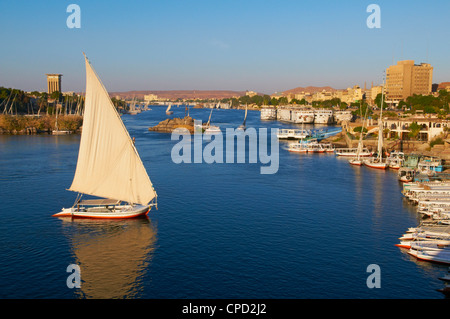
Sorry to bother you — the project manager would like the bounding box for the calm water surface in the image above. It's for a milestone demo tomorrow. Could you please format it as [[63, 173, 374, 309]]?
[[0, 106, 448, 299]]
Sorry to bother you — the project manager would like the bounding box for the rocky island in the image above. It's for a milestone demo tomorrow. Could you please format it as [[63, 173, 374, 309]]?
[[148, 116, 196, 134]]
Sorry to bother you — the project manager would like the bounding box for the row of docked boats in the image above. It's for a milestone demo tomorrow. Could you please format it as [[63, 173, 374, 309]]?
[[397, 181, 450, 270]]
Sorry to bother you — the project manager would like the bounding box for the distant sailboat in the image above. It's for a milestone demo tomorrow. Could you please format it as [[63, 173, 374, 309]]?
[[52, 104, 70, 135], [237, 104, 248, 131], [53, 53, 157, 219], [204, 108, 221, 134], [128, 97, 140, 115], [166, 103, 173, 115]]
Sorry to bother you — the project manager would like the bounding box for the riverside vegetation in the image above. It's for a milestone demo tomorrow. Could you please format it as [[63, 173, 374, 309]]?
[[0, 114, 83, 134]]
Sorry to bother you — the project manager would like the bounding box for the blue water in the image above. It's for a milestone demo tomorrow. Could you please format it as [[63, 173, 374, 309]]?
[[0, 106, 448, 299]]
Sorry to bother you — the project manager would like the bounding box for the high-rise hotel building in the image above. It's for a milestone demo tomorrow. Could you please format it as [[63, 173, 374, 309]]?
[[385, 60, 433, 105]]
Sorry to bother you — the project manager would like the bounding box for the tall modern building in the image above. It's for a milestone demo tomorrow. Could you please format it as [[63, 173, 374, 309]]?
[[385, 60, 433, 105], [46, 74, 62, 94]]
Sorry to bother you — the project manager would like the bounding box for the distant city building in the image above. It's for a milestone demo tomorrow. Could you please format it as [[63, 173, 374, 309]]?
[[385, 60, 433, 105], [364, 85, 383, 104], [144, 94, 158, 101], [46, 74, 62, 94], [383, 115, 449, 142], [245, 90, 257, 97]]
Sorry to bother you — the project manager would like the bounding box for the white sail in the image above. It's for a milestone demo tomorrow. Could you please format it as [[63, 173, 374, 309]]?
[[166, 104, 171, 112], [69, 54, 156, 205], [243, 104, 248, 126]]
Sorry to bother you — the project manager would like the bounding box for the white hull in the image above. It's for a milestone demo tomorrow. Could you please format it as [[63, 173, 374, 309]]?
[[277, 129, 309, 139], [260, 108, 277, 120], [53, 204, 150, 219], [52, 130, 71, 135], [294, 116, 314, 124], [335, 148, 372, 157], [204, 126, 221, 134], [349, 159, 363, 166], [363, 160, 388, 170], [407, 248, 450, 265]]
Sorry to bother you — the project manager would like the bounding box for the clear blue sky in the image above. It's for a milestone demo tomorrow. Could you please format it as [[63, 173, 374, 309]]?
[[0, 0, 449, 94]]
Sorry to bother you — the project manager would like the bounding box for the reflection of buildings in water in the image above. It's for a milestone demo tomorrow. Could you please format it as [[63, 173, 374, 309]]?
[[353, 165, 363, 201], [369, 170, 386, 218], [60, 218, 157, 299]]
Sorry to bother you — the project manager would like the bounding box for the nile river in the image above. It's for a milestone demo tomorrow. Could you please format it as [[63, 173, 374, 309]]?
[[0, 106, 448, 299]]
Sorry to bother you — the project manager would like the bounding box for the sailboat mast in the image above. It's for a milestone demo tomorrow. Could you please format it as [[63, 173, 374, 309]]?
[[207, 108, 213, 126], [378, 77, 385, 160]]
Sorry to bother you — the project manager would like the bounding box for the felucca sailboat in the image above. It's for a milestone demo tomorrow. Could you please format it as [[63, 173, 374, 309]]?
[[237, 104, 248, 131], [363, 77, 388, 170], [349, 106, 368, 166], [53, 53, 157, 218]]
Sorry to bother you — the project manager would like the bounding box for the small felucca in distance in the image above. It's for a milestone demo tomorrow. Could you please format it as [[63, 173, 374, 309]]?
[[237, 104, 248, 131], [53, 53, 157, 219]]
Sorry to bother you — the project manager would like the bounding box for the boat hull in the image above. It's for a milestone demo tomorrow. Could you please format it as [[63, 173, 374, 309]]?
[[53, 204, 150, 219], [363, 161, 388, 170], [349, 159, 363, 166], [407, 249, 450, 265]]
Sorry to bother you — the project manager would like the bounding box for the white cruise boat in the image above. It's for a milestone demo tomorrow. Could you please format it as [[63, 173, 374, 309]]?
[[288, 140, 326, 153], [334, 110, 353, 123], [277, 128, 309, 140], [277, 108, 293, 122], [260, 107, 277, 120], [314, 109, 335, 124], [292, 108, 315, 124]]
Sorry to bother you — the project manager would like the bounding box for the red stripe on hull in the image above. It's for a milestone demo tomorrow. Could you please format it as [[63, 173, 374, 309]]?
[[52, 209, 150, 219], [364, 164, 387, 170]]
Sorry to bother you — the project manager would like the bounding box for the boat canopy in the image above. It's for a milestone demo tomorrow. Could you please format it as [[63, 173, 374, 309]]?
[[78, 199, 121, 206]]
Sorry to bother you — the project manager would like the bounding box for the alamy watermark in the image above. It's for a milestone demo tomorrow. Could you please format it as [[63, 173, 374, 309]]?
[[366, 4, 381, 29], [66, 4, 81, 29], [366, 264, 381, 288], [66, 264, 81, 289], [171, 121, 279, 174]]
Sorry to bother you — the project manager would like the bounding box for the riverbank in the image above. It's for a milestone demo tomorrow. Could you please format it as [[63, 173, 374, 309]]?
[[0, 115, 82, 134], [321, 122, 450, 161]]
